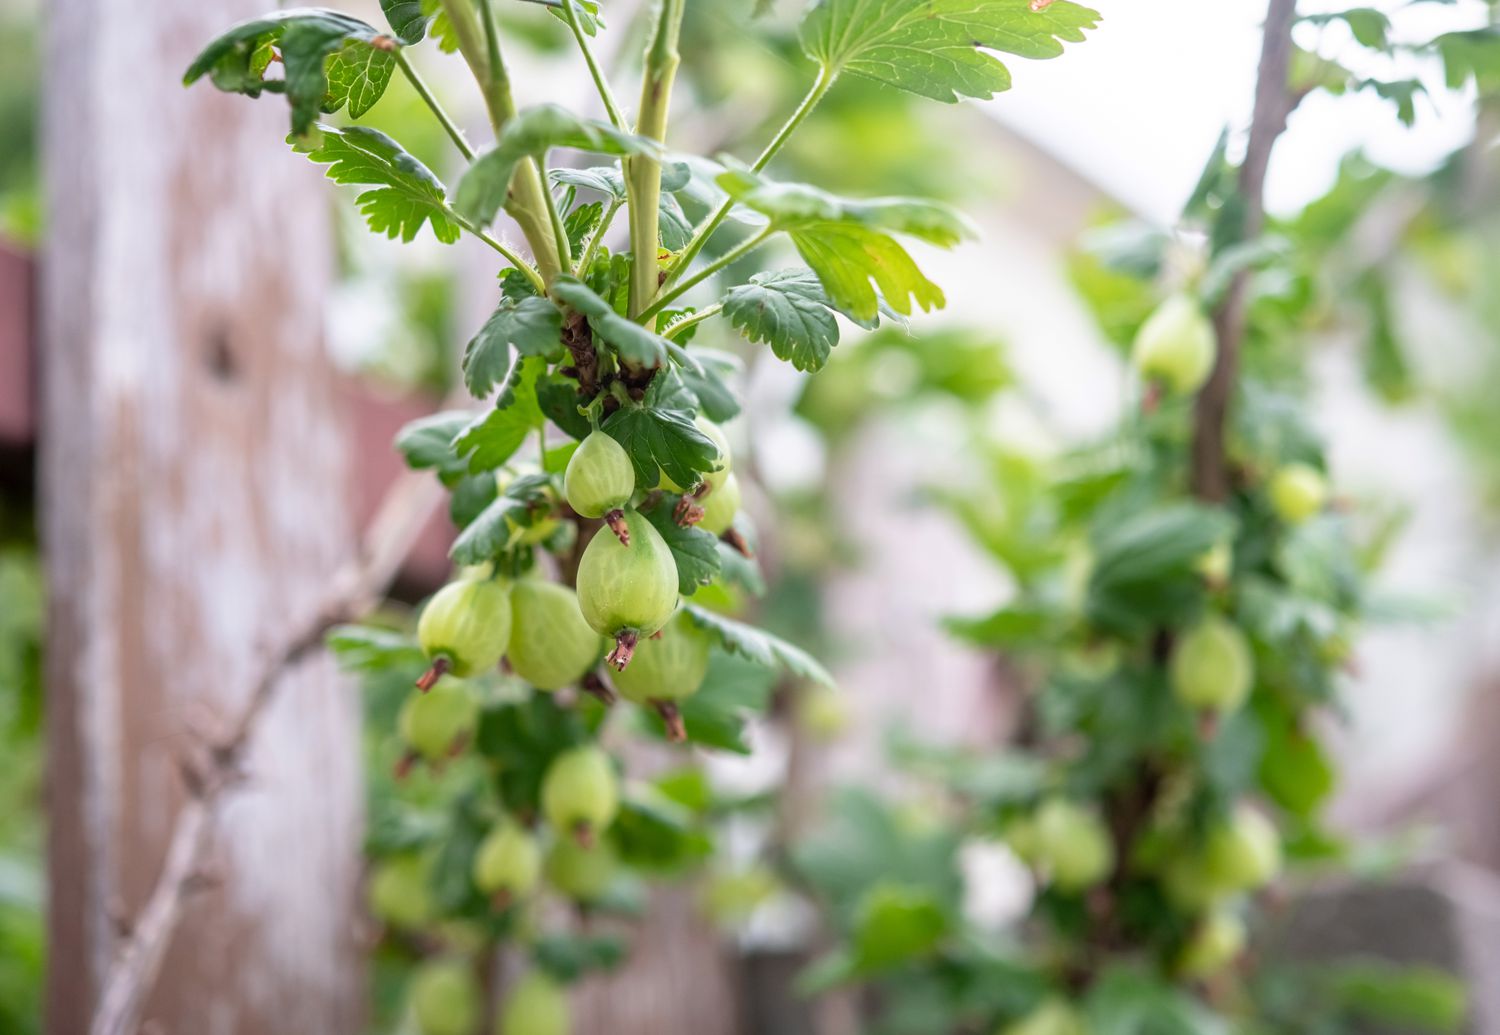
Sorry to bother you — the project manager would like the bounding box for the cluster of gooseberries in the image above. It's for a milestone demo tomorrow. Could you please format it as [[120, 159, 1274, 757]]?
[[375, 417, 746, 1034]]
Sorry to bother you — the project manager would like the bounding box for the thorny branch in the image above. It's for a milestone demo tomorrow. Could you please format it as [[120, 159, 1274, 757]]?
[[89, 463, 448, 1035], [1191, 0, 1304, 502]]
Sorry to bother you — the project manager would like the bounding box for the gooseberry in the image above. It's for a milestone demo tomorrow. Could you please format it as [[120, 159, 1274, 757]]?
[[472, 821, 542, 902], [1170, 615, 1253, 714], [417, 577, 512, 687], [367, 854, 435, 930], [1131, 293, 1216, 395], [999, 998, 1089, 1035], [498, 972, 570, 1035], [398, 676, 479, 761], [1202, 807, 1281, 893], [409, 960, 481, 1035], [1033, 798, 1114, 892], [610, 611, 711, 740], [506, 579, 604, 691], [1268, 462, 1328, 525], [545, 834, 618, 902], [565, 430, 635, 520], [575, 510, 679, 668], [1176, 908, 1247, 979], [541, 745, 619, 842], [697, 472, 741, 536]]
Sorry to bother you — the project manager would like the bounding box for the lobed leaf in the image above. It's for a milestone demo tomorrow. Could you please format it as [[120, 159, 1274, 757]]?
[[681, 604, 836, 687], [395, 410, 473, 483], [640, 498, 721, 594], [800, 0, 1100, 104], [323, 39, 395, 119], [718, 167, 977, 247], [463, 296, 565, 397], [454, 357, 547, 472], [551, 277, 670, 370], [602, 406, 719, 490], [378, 0, 429, 43], [297, 124, 460, 243], [723, 269, 841, 372], [449, 472, 552, 564], [791, 223, 944, 324]]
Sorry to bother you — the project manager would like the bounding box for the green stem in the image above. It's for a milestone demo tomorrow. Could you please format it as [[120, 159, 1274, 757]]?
[[449, 209, 547, 294], [542, 167, 575, 271], [575, 198, 624, 276], [638, 227, 773, 322], [561, 0, 628, 130], [662, 302, 723, 340], [394, 50, 475, 160], [626, 0, 686, 323], [440, 0, 564, 284], [661, 67, 835, 288]]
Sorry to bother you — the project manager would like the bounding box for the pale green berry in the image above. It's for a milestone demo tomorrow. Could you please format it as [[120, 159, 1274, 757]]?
[[410, 961, 481, 1035], [541, 746, 619, 839], [1132, 293, 1216, 395], [697, 471, 741, 537], [418, 578, 512, 678], [472, 821, 542, 900], [1176, 908, 1247, 979], [498, 972, 570, 1035], [545, 835, 618, 902], [1202, 807, 1281, 894], [506, 580, 604, 691], [1170, 615, 1254, 714], [610, 611, 712, 705], [575, 511, 679, 668], [565, 431, 636, 519], [398, 677, 479, 761], [1268, 462, 1328, 525], [1033, 798, 1114, 892]]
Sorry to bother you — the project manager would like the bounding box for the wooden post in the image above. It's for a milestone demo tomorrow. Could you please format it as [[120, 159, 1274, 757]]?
[[42, 0, 362, 1031]]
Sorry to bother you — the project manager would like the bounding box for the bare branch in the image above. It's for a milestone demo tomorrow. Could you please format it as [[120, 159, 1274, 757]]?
[[89, 462, 447, 1035], [1191, 0, 1301, 501]]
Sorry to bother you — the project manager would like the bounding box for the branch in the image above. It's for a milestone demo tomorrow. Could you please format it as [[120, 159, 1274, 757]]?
[[88, 459, 448, 1035], [626, 0, 686, 323], [1190, 0, 1301, 501]]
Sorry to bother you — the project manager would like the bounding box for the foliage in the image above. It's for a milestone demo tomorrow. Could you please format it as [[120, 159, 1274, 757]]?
[[184, 0, 1096, 1028]]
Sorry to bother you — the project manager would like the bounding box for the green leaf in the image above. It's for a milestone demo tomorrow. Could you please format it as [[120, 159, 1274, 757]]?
[[394, 410, 472, 483], [453, 357, 546, 472], [612, 791, 711, 872], [681, 604, 835, 687], [1326, 963, 1466, 1034], [323, 39, 396, 120], [551, 277, 669, 370], [535, 374, 594, 441], [449, 472, 551, 565], [454, 105, 660, 226], [297, 125, 461, 244], [183, 10, 390, 135], [1299, 8, 1390, 50], [800, 0, 1100, 103], [850, 882, 948, 971], [792, 222, 945, 324], [724, 269, 841, 372], [676, 351, 742, 423], [326, 624, 425, 673], [601, 406, 718, 490], [719, 168, 977, 247], [463, 296, 564, 396], [379, 0, 429, 43], [1086, 503, 1234, 634], [671, 653, 777, 753], [531, 934, 626, 983], [640, 497, 721, 594]]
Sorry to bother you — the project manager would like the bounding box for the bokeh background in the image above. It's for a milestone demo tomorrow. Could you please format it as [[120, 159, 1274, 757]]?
[[4, 0, 1500, 1031]]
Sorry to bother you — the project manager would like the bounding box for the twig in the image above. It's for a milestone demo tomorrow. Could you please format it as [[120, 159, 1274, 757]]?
[[1190, 0, 1302, 501], [89, 463, 447, 1035]]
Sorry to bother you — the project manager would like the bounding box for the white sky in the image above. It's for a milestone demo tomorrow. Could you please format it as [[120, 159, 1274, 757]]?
[[982, 0, 1492, 222]]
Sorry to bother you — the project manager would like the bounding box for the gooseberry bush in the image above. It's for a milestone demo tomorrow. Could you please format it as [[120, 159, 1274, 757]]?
[[184, 0, 1097, 1030]]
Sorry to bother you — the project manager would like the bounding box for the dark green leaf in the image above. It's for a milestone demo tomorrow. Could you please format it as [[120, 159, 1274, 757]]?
[[681, 603, 835, 687], [379, 0, 429, 43], [463, 296, 565, 396], [297, 124, 460, 243], [611, 792, 711, 872], [532, 934, 626, 983], [453, 357, 547, 472], [850, 883, 948, 971], [724, 269, 841, 372], [551, 276, 669, 369], [640, 497, 721, 594], [800, 0, 1100, 103], [455, 105, 660, 226], [395, 410, 472, 482], [449, 472, 551, 565], [676, 350, 742, 422], [601, 405, 718, 489], [1087, 503, 1235, 634], [535, 374, 594, 441], [564, 200, 605, 255]]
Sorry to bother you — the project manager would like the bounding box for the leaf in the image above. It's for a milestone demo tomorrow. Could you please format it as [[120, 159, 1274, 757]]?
[[551, 277, 670, 370], [601, 406, 718, 490], [379, 0, 429, 43], [394, 410, 472, 483], [326, 624, 425, 673], [681, 603, 835, 687], [297, 124, 461, 244], [454, 105, 660, 226], [453, 357, 547, 472], [183, 10, 390, 135], [1299, 8, 1390, 50], [535, 374, 594, 441], [849, 882, 948, 971], [1086, 503, 1235, 634], [463, 296, 564, 396], [531, 934, 626, 983], [611, 792, 711, 872], [640, 497, 721, 594], [724, 268, 841, 372], [792, 222, 945, 324], [718, 167, 977, 247], [450, 472, 552, 565], [800, 0, 1100, 103], [1326, 964, 1466, 1034], [676, 350, 743, 423], [564, 200, 605, 255], [323, 39, 395, 119], [671, 652, 777, 753]]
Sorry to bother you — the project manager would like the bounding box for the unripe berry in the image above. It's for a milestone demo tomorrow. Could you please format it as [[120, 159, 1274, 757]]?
[[697, 472, 741, 537], [1170, 616, 1253, 714], [1194, 541, 1233, 585], [367, 854, 436, 930], [409, 960, 481, 1035], [565, 431, 636, 519], [497, 465, 561, 545], [1176, 909, 1247, 979], [1268, 462, 1328, 525], [998, 998, 1089, 1035], [796, 684, 850, 742], [506, 580, 604, 691], [545, 835, 618, 902], [610, 611, 712, 705], [1033, 798, 1114, 892], [398, 677, 479, 761], [541, 745, 619, 841], [1202, 807, 1281, 894], [1131, 293, 1216, 395], [472, 821, 542, 901], [418, 578, 512, 678], [576, 511, 679, 668], [498, 972, 570, 1035], [661, 416, 731, 494]]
